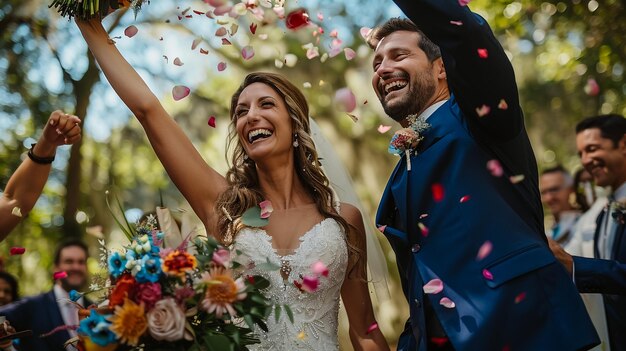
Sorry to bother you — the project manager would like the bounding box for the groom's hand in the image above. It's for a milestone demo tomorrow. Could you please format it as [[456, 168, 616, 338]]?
[[548, 238, 573, 275]]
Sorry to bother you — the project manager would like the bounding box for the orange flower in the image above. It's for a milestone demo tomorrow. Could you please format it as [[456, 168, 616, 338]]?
[[200, 268, 247, 318], [109, 298, 148, 346], [109, 274, 136, 308], [162, 250, 197, 277]]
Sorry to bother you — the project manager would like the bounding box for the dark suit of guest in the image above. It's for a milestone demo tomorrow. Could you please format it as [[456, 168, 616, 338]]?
[[376, 0, 600, 350], [0, 289, 87, 351], [574, 206, 626, 351]]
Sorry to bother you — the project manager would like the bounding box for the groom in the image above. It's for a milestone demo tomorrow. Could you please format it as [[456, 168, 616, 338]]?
[[372, 1, 600, 350]]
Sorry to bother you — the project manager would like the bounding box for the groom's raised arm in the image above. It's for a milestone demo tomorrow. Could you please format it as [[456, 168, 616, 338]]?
[[392, 0, 523, 142]]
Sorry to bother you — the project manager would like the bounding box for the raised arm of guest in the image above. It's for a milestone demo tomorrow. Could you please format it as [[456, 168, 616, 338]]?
[[0, 111, 81, 240]]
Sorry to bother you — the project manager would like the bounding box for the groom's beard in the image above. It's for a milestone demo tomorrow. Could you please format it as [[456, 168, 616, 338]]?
[[380, 71, 437, 122]]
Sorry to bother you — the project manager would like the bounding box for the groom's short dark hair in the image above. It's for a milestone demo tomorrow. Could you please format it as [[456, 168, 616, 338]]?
[[368, 17, 441, 62], [576, 114, 626, 148]]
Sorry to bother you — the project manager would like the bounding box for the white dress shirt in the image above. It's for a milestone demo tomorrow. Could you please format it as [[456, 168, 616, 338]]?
[[53, 284, 84, 338]]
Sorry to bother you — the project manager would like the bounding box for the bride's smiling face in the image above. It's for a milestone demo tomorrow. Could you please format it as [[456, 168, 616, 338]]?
[[234, 82, 294, 161]]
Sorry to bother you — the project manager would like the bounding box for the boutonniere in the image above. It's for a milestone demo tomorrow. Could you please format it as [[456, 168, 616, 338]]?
[[610, 201, 626, 224], [388, 114, 430, 171]]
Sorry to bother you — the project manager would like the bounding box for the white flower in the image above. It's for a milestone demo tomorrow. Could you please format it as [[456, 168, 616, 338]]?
[[147, 298, 192, 341]]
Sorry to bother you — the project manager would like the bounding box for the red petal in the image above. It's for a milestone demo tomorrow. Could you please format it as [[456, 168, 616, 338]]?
[[208, 116, 216, 128], [124, 25, 138, 38], [10, 247, 26, 255], [285, 9, 310, 30], [459, 195, 471, 203], [477, 48, 488, 59], [172, 85, 190, 101], [249, 23, 258, 35], [432, 183, 445, 202], [514, 291, 527, 304], [53, 271, 68, 280], [217, 62, 227, 71]]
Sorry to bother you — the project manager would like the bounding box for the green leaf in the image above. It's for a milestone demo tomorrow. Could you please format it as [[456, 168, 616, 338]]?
[[284, 304, 294, 323], [243, 314, 255, 329], [241, 206, 269, 227], [203, 334, 231, 351], [274, 304, 282, 324]]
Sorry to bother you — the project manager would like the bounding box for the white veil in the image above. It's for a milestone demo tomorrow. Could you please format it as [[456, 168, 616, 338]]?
[[309, 119, 390, 301]]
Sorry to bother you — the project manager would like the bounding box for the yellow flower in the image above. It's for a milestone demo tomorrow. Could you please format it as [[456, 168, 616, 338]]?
[[200, 268, 247, 318], [162, 250, 198, 277], [109, 298, 148, 346]]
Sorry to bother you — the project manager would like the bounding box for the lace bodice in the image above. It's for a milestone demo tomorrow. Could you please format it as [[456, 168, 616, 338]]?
[[232, 218, 348, 351]]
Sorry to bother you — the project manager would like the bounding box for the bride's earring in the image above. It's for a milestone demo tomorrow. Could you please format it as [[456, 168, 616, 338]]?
[[293, 133, 299, 148]]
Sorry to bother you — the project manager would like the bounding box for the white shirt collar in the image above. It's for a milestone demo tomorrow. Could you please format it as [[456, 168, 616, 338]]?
[[419, 99, 448, 121], [611, 182, 626, 201]]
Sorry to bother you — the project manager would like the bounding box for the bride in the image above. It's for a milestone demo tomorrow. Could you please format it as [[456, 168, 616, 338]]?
[[75, 11, 389, 351]]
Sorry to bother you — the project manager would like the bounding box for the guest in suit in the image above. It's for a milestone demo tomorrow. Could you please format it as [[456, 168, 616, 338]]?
[[370, 1, 599, 350], [0, 239, 90, 351], [540, 165, 581, 247], [550, 114, 626, 351], [0, 272, 19, 307], [0, 111, 81, 241]]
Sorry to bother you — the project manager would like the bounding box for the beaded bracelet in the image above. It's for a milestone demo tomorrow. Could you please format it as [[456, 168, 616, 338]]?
[[27, 143, 55, 164]]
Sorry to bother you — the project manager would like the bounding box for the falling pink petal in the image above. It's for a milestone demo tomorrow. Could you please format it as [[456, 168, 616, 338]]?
[[191, 38, 202, 50], [477, 48, 488, 58], [242, 46, 255, 60], [215, 27, 227, 37], [584, 78, 600, 96], [214, 5, 232, 15], [378, 125, 392, 134], [249, 23, 258, 34], [344, 48, 356, 60], [432, 183, 445, 202], [482, 269, 493, 280], [476, 241, 493, 261], [476, 104, 491, 117], [514, 291, 527, 304], [208, 116, 216, 128], [221, 38, 232, 45], [458, 0, 471, 6], [360, 27, 372, 40], [418, 222, 429, 237], [450, 20, 463, 26], [459, 195, 471, 203], [259, 200, 273, 219], [329, 29, 338, 38], [334, 88, 357, 113], [273, 6, 285, 18], [311, 261, 329, 277], [328, 46, 342, 58], [53, 271, 68, 280], [301, 275, 319, 293], [423, 279, 444, 294], [200, 48, 209, 55], [172, 85, 190, 101], [217, 62, 227, 71], [498, 99, 508, 110], [420, 213, 429, 219], [377, 225, 387, 233], [487, 159, 504, 177], [10, 247, 25, 255], [509, 174, 525, 184], [285, 9, 310, 30], [306, 46, 319, 59], [124, 25, 138, 38], [173, 57, 184, 66], [317, 12, 324, 21], [439, 297, 456, 308]]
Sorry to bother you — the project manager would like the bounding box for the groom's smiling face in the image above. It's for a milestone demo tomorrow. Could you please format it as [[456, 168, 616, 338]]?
[[371, 31, 442, 123]]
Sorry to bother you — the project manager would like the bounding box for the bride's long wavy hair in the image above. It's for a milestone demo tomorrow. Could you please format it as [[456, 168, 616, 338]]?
[[214, 72, 361, 273]]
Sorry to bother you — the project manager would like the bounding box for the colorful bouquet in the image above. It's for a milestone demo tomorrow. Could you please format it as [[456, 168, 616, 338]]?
[[49, 0, 147, 20], [71, 213, 275, 351]]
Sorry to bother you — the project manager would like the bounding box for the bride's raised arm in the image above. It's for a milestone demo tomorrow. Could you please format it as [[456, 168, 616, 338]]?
[[76, 18, 227, 228]]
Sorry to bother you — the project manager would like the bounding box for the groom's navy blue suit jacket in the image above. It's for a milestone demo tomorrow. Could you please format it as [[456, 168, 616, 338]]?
[[376, 1, 600, 350]]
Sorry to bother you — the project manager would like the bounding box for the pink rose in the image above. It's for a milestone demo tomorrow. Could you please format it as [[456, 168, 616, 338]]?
[[147, 298, 191, 341], [212, 248, 231, 267], [135, 282, 162, 311]]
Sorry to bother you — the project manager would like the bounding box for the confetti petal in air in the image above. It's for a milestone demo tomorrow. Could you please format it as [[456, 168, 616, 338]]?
[[450, 20, 463, 26], [213, 5, 232, 16], [259, 200, 273, 219], [217, 62, 227, 71], [274, 59, 284, 68], [11, 207, 22, 217], [215, 27, 227, 37], [476, 104, 491, 117], [54, 271, 68, 280], [432, 183, 445, 202], [285, 9, 310, 30], [360, 27, 372, 40], [311, 261, 329, 277], [301, 275, 319, 292], [482, 269, 493, 280], [221, 38, 232, 45], [346, 113, 359, 122], [200, 48, 209, 55], [191, 38, 202, 50], [284, 54, 298, 67], [439, 297, 456, 308], [317, 12, 324, 21], [206, 0, 226, 7], [124, 25, 138, 38], [230, 23, 239, 35], [208, 116, 216, 128], [584, 78, 600, 96], [172, 85, 190, 101], [249, 23, 258, 34], [418, 222, 429, 237], [458, 0, 471, 6], [477, 48, 488, 59], [344, 48, 356, 60], [320, 53, 329, 63], [305, 46, 319, 59], [334, 88, 357, 112], [509, 174, 525, 184], [476, 241, 492, 261], [273, 6, 285, 18], [303, 82, 312, 89], [329, 29, 338, 38], [423, 279, 444, 294], [378, 125, 392, 134], [193, 10, 205, 15], [514, 291, 527, 304], [173, 57, 184, 66], [377, 225, 387, 233], [10, 247, 26, 255], [459, 195, 471, 203], [420, 213, 429, 219], [242, 46, 255, 60], [487, 159, 504, 177], [498, 99, 508, 110]]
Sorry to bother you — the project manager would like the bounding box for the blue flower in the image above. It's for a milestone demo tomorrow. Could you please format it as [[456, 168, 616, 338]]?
[[77, 309, 117, 346], [69, 290, 83, 302], [108, 252, 126, 278], [134, 255, 162, 283]]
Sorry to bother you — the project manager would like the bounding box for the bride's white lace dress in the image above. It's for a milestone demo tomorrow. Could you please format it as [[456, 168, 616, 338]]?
[[232, 218, 348, 350]]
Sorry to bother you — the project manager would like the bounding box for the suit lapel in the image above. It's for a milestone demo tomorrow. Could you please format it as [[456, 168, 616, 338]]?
[[594, 210, 605, 259], [612, 220, 625, 259], [44, 289, 71, 345]]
